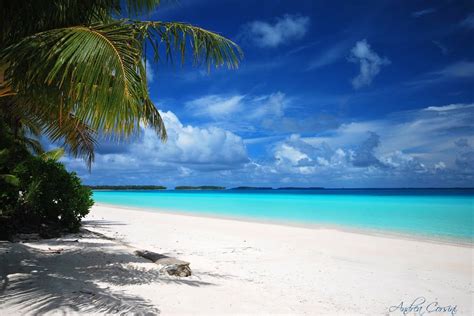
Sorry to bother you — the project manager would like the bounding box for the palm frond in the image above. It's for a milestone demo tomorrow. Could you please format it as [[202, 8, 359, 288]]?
[[40, 148, 65, 162], [123, 0, 163, 16], [135, 21, 243, 70], [32, 109, 97, 169], [1, 15, 242, 169], [0, 0, 163, 46], [2, 22, 164, 140], [23, 137, 44, 155], [0, 174, 20, 186], [6, 98, 97, 168]]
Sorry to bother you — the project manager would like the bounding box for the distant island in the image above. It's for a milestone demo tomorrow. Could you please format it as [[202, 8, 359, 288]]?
[[231, 186, 274, 190], [277, 187, 324, 190], [175, 186, 226, 190], [230, 187, 325, 190], [88, 185, 167, 190]]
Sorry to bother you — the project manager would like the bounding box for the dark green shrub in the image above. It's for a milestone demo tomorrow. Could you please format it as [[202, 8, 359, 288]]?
[[14, 157, 94, 232]]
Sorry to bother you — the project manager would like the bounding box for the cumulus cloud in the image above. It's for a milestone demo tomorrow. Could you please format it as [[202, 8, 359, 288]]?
[[454, 138, 474, 172], [64, 110, 249, 184], [271, 135, 344, 176], [349, 39, 390, 89], [306, 103, 474, 163], [271, 103, 474, 186], [243, 14, 310, 48], [136, 111, 248, 166], [64, 103, 474, 187], [381, 151, 427, 173], [351, 132, 386, 168]]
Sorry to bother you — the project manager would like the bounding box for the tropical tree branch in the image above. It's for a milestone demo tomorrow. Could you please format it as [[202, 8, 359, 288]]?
[[135, 21, 243, 69], [1, 15, 241, 167]]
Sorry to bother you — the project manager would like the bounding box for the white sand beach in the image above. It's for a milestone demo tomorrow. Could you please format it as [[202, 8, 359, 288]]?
[[1, 204, 472, 315]]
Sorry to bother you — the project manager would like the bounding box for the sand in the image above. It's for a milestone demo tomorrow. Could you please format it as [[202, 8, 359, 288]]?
[[0, 204, 472, 315]]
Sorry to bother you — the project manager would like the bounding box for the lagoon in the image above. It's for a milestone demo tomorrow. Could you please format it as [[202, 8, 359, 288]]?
[[93, 189, 474, 242]]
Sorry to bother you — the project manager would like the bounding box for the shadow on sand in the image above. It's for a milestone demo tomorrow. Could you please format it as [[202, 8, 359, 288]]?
[[0, 227, 215, 315]]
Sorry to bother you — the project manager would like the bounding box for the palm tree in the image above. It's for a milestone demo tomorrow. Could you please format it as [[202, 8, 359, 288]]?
[[0, 0, 242, 167]]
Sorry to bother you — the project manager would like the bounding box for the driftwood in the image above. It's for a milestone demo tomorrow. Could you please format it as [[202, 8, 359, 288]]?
[[134, 250, 192, 277]]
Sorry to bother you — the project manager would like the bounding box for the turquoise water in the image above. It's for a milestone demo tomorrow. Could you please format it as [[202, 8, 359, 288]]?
[[92, 189, 474, 242]]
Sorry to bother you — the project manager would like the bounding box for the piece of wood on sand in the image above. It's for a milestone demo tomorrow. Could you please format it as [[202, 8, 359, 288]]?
[[134, 250, 192, 277]]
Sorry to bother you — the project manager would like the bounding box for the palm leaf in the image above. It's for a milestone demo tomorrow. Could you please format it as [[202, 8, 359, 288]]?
[[6, 98, 97, 168], [135, 21, 243, 70], [0, 174, 20, 186], [40, 148, 65, 162], [1, 15, 242, 168], [2, 22, 163, 140], [0, 0, 163, 46]]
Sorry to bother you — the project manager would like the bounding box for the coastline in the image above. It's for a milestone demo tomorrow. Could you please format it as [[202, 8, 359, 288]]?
[[94, 202, 474, 248], [2, 204, 472, 315], [86, 204, 473, 314]]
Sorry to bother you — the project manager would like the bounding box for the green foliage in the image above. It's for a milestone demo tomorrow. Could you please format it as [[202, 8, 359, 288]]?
[[14, 157, 94, 232], [0, 124, 32, 218], [39, 148, 65, 162], [0, 122, 93, 239], [1, 0, 242, 167], [0, 0, 239, 238]]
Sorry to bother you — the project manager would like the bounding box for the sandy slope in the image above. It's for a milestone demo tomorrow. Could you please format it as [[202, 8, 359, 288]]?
[[0, 204, 472, 315]]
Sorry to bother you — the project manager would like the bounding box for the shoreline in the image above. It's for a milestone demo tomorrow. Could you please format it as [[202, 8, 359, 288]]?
[[2, 204, 472, 315], [95, 202, 474, 248]]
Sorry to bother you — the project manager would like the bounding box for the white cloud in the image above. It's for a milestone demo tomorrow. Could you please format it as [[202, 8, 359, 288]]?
[[244, 14, 310, 48], [424, 103, 474, 112], [186, 95, 245, 119], [185, 92, 341, 135], [406, 61, 474, 87], [64, 110, 250, 184], [249, 92, 287, 119], [435, 61, 474, 78], [64, 104, 474, 187], [307, 41, 349, 71], [186, 92, 289, 132], [304, 103, 474, 168], [434, 161, 446, 170], [349, 39, 390, 89], [145, 61, 154, 83], [137, 111, 249, 166], [275, 143, 310, 165], [259, 103, 473, 185]]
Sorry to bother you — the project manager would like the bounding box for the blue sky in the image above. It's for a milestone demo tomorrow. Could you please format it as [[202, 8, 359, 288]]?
[[64, 0, 474, 188]]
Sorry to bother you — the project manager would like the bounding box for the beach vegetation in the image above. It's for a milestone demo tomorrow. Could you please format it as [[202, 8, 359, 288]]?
[[175, 186, 226, 190], [0, 0, 240, 238], [88, 185, 166, 190], [0, 0, 242, 168], [0, 122, 93, 239]]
